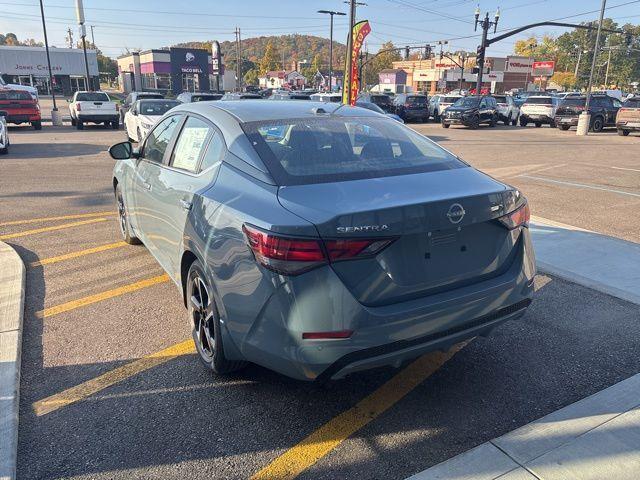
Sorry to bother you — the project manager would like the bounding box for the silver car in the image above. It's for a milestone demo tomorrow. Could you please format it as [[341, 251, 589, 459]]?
[[108, 101, 535, 381]]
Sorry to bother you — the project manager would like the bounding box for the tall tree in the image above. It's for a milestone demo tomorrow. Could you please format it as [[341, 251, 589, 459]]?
[[364, 41, 402, 86], [259, 40, 280, 75]]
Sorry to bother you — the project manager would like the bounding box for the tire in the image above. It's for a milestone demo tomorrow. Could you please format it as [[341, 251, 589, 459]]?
[[535, 122, 542, 128], [489, 115, 497, 127], [618, 128, 630, 136], [111, 120, 119, 130], [505, 114, 512, 126], [511, 115, 518, 126], [469, 116, 480, 130], [187, 260, 246, 375], [137, 128, 142, 143], [520, 117, 528, 127], [591, 116, 604, 133], [70, 117, 76, 126], [115, 184, 141, 245], [76, 120, 84, 130], [0, 146, 7, 155], [559, 124, 570, 131], [442, 122, 450, 128], [550, 121, 556, 128], [32, 120, 42, 130]]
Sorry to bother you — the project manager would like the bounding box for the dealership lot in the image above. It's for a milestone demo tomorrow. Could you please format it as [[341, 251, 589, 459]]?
[[1, 124, 639, 479]]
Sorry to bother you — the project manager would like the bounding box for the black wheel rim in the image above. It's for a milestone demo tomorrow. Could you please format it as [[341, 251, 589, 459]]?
[[117, 194, 127, 239], [190, 274, 215, 359]]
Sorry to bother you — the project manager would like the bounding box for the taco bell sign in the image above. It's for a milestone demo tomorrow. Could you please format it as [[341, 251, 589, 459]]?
[[169, 47, 210, 94]]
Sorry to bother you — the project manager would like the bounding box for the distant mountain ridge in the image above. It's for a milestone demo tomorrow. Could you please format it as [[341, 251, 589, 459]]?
[[174, 34, 347, 69]]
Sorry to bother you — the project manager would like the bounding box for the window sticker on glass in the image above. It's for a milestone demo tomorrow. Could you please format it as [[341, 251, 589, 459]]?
[[172, 118, 211, 172]]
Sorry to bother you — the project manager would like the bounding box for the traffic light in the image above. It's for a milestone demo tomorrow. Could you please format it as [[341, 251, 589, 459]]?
[[423, 44, 431, 60], [405, 46, 410, 60], [472, 66, 479, 74]]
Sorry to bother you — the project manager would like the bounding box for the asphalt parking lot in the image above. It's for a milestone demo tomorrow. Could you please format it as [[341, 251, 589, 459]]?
[[2, 123, 639, 479]]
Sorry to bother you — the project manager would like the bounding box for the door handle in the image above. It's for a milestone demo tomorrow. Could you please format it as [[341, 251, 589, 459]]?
[[180, 199, 192, 211], [142, 182, 151, 191]]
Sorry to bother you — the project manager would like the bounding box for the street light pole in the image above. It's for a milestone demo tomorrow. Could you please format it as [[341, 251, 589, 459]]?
[[577, 0, 607, 135], [38, 0, 62, 125], [318, 10, 346, 92], [474, 7, 500, 96], [75, 0, 91, 90]]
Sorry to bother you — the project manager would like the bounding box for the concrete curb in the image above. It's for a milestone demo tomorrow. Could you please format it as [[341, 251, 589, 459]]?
[[0, 242, 25, 480]]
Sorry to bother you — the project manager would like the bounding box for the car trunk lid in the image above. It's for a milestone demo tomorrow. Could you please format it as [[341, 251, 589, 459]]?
[[277, 168, 519, 306]]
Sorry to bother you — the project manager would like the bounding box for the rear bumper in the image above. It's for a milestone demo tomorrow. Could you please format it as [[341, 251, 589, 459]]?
[[617, 121, 640, 131], [6, 113, 40, 124], [401, 110, 428, 120], [237, 228, 536, 381], [77, 114, 118, 123], [555, 115, 579, 126], [521, 113, 554, 124]]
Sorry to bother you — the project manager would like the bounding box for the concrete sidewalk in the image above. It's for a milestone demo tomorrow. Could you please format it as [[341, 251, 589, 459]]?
[[408, 373, 640, 480], [0, 242, 25, 480]]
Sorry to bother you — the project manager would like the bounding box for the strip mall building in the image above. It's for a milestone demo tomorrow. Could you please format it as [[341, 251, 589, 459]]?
[[382, 55, 536, 94]]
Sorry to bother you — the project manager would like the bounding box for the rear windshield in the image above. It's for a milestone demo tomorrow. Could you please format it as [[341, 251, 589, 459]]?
[[524, 97, 553, 105], [193, 94, 222, 102], [76, 92, 110, 102], [243, 117, 465, 185], [560, 98, 586, 106], [623, 99, 640, 108], [139, 100, 179, 115], [493, 96, 507, 103], [0, 91, 32, 100], [442, 96, 461, 103], [406, 96, 427, 105], [371, 95, 392, 105]]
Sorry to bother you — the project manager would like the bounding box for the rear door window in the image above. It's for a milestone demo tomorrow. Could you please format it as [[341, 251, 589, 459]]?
[[170, 116, 212, 173], [76, 92, 110, 102], [243, 117, 466, 185]]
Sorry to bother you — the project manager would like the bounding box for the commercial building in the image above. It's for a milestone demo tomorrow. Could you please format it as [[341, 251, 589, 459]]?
[[259, 70, 306, 89], [0, 45, 99, 96], [117, 47, 233, 95]]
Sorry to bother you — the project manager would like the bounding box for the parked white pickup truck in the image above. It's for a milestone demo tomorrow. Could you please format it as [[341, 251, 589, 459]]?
[[68, 91, 119, 130]]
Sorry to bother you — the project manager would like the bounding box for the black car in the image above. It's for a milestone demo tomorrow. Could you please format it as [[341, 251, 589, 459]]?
[[120, 91, 164, 122], [392, 93, 429, 122], [442, 95, 498, 129], [554, 94, 622, 132], [356, 93, 394, 113]]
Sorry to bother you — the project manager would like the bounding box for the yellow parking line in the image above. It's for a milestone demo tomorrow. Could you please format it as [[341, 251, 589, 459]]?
[[251, 343, 467, 480], [35, 273, 170, 319], [29, 241, 128, 267], [0, 211, 115, 227], [33, 339, 196, 416], [0, 218, 108, 240]]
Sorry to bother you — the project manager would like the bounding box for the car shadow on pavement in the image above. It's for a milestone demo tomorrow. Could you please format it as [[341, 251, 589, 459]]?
[[4, 142, 106, 158], [13, 274, 640, 480]]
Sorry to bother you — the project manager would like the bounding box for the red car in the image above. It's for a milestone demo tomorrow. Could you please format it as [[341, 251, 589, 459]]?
[[0, 89, 42, 130]]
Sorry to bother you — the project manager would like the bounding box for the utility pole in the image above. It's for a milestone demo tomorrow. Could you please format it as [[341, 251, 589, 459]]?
[[90, 25, 95, 48], [318, 10, 346, 92], [578, 0, 607, 135], [604, 37, 613, 86], [66, 27, 74, 49], [459, 52, 466, 91], [474, 7, 500, 96], [235, 27, 242, 92], [75, 0, 91, 90], [574, 48, 583, 78], [344, 0, 366, 104]]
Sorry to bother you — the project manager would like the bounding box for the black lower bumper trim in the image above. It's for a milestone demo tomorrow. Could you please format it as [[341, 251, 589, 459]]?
[[318, 298, 532, 381]]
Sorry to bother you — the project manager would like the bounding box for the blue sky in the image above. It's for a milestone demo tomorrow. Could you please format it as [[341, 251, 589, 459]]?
[[1, 0, 639, 59]]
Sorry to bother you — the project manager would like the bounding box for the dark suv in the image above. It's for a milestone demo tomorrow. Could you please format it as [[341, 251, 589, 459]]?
[[555, 94, 622, 132], [442, 95, 498, 129], [392, 93, 429, 122], [356, 93, 394, 113]]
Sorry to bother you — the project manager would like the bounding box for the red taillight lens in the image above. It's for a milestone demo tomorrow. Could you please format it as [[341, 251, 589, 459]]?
[[302, 330, 353, 340], [498, 202, 530, 229], [324, 239, 394, 261], [76, 102, 81, 111], [243, 224, 395, 275]]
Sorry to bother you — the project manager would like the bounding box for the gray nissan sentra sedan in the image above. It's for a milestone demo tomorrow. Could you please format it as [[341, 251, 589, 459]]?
[[108, 100, 535, 381]]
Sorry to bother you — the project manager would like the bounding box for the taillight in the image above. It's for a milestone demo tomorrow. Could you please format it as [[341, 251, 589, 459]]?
[[243, 224, 395, 275], [619, 108, 628, 113], [76, 102, 81, 111], [498, 202, 530, 229], [302, 330, 353, 340]]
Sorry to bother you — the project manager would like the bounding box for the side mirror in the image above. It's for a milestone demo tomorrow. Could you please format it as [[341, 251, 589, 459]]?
[[66, 98, 71, 103], [131, 109, 137, 116], [109, 141, 135, 160]]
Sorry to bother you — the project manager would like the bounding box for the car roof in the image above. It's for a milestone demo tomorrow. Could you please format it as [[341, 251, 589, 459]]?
[[174, 99, 381, 123], [138, 98, 178, 103]]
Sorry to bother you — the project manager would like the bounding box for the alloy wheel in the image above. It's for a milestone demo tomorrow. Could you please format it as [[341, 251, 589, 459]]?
[[190, 274, 215, 359], [117, 193, 128, 239]]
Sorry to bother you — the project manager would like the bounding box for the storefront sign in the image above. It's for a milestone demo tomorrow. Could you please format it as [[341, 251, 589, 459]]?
[[413, 69, 443, 82], [506, 56, 533, 73], [532, 61, 555, 77], [343, 20, 371, 105], [0, 46, 98, 76], [211, 41, 223, 75], [169, 47, 210, 94]]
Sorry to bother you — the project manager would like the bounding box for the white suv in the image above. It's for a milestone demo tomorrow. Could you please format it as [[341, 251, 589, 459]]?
[[519, 95, 557, 127]]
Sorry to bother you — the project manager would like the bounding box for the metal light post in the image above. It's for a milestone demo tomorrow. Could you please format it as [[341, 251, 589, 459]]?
[[75, 0, 91, 90], [318, 10, 346, 92], [474, 6, 500, 95], [344, 0, 366, 105], [39, 0, 62, 125], [577, 0, 607, 136]]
